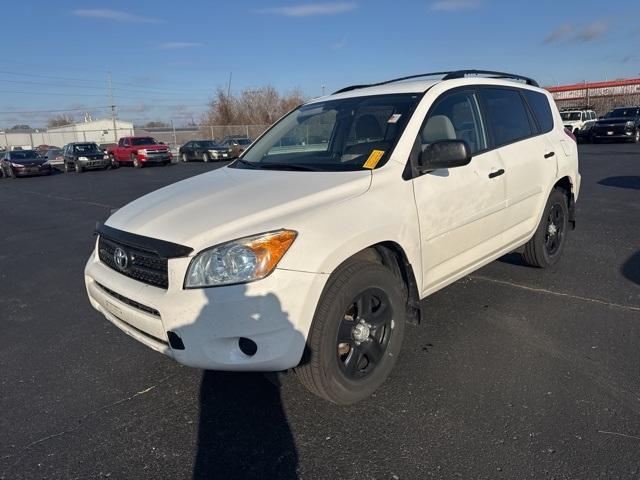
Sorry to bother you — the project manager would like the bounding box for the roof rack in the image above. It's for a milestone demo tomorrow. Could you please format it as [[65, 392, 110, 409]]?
[[332, 69, 539, 94]]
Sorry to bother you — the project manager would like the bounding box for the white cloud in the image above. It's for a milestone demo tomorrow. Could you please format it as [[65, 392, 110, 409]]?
[[71, 9, 162, 24], [255, 2, 357, 17], [159, 42, 202, 50], [543, 21, 608, 44], [574, 21, 608, 42], [430, 0, 482, 12]]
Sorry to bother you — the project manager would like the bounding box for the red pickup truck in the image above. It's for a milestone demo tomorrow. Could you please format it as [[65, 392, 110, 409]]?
[[107, 136, 172, 168]]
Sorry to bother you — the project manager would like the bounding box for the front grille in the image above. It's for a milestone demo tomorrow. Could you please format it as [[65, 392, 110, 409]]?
[[96, 282, 161, 317], [594, 124, 626, 135], [146, 150, 169, 158], [98, 236, 169, 289]]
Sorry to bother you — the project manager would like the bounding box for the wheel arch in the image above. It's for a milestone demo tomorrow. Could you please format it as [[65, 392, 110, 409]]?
[[553, 175, 576, 230], [337, 241, 422, 325]]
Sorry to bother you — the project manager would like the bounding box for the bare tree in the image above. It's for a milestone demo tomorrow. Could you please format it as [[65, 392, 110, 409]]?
[[47, 114, 75, 128], [202, 86, 305, 127], [144, 121, 169, 128]]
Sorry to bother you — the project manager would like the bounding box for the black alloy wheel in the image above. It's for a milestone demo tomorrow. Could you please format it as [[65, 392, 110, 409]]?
[[544, 203, 565, 256], [337, 288, 393, 379]]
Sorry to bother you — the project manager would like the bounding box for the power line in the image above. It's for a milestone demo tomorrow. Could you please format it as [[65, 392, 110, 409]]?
[[0, 70, 216, 94], [0, 106, 111, 114]]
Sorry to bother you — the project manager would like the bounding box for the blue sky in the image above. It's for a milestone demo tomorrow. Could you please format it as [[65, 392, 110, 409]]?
[[2, 0, 639, 127]]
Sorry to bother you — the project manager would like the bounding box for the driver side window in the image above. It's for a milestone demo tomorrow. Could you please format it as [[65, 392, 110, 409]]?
[[420, 90, 487, 154]]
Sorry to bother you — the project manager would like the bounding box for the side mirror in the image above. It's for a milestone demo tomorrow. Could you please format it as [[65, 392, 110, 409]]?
[[418, 139, 471, 172]]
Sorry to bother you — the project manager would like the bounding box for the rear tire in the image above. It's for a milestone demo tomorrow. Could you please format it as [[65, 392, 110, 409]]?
[[521, 189, 569, 268], [634, 129, 640, 144], [296, 260, 406, 404], [63, 163, 70, 173], [132, 154, 142, 168]]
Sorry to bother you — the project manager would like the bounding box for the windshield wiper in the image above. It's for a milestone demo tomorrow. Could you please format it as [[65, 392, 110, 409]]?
[[232, 158, 259, 169], [256, 163, 319, 171]]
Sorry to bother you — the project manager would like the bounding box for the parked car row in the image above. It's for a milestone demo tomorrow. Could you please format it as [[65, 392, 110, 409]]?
[[562, 106, 640, 144], [178, 136, 252, 162]]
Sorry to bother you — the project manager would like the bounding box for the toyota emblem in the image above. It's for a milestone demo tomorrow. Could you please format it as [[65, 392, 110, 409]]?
[[113, 247, 129, 271]]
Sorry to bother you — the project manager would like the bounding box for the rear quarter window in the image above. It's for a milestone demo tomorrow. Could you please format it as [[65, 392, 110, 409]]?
[[523, 90, 554, 133]]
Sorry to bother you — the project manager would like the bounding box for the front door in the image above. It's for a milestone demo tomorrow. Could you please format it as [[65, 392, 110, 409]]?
[[412, 89, 508, 294]]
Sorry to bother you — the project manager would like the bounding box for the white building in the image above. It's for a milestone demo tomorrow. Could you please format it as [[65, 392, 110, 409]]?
[[45, 118, 134, 146]]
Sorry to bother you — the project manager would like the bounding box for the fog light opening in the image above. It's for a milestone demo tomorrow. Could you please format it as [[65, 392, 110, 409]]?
[[238, 337, 257, 356]]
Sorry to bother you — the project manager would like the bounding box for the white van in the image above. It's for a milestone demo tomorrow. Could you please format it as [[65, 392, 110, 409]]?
[[85, 70, 580, 404]]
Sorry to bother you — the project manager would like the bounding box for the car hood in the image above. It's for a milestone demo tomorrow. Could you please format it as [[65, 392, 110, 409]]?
[[106, 166, 372, 250], [596, 117, 636, 125], [11, 158, 46, 165]]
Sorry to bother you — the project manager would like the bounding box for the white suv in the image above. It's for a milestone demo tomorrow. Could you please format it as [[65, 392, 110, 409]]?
[[560, 109, 597, 133], [85, 70, 580, 404]]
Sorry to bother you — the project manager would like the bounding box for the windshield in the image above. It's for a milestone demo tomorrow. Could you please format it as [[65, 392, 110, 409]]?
[[73, 143, 100, 153], [201, 141, 220, 148], [231, 94, 420, 172], [131, 137, 157, 146], [237, 138, 251, 145], [561, 112, 581, 121], [605, 108, 638, 119], [10, 150, 39, 161]]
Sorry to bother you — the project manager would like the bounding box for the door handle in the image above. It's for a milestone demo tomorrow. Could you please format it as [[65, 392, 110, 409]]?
[[544, 151, 555, 159], [488, 169, 505, 179]]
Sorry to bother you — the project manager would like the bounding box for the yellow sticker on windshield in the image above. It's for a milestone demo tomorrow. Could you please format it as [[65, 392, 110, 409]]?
[[363, 150, 385, 169]]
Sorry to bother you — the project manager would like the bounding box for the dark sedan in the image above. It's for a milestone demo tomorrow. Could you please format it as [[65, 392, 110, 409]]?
[[1, 150, 52, 178], [62, 142, 112, 173], [592, 107, 640, 143], [179, 140, 230, 162]]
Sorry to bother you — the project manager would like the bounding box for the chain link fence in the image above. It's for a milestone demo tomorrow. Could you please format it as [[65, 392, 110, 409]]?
[[0, 124, 271, 151]]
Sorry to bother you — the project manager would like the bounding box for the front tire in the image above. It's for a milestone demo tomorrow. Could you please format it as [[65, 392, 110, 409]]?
[[132, 154, 142, 168], [75, 162, 83, 173], [110, 154, 119, 169], [633, 129, 640, 144], [296, 260, 406, 404], [181, 153, 188, 163], [202, 152, 210, 163], [521, 188, 569, 268]]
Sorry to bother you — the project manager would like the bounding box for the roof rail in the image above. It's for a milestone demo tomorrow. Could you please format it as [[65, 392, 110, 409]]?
[[442, 70, 539, 87], [332, 69, 539, 94]]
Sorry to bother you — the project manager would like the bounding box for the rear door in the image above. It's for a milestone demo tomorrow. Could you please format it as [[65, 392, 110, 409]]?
[[479, 87, 557, 244], [412, 88, 508, 292]]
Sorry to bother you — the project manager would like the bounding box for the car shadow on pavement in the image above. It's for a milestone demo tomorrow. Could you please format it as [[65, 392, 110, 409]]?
[[187, 286, 303, 480], [597, 176, 640, 190], [621, 251, 640, 286], [193, 371, 298, 480]]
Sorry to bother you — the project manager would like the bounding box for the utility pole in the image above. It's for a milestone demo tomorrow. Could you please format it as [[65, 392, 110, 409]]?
[[227, 72, 233, 97], [108, 72, 118, 143], [171, 119, 177, 147]]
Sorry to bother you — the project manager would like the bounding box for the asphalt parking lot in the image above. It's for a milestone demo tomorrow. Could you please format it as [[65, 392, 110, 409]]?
[[1, 144, 639, 480]]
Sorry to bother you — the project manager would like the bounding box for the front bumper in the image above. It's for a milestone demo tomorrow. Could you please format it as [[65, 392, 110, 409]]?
[[138, 152, 171, 163], [85, 248, 327, 371], [12, 165, 51, 176], [210, 151, 230, 160], [79, 158, 111, 169]]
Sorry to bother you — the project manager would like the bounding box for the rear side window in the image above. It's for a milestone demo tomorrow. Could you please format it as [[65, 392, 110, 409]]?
[[523, 90, 554, 133], [481, 88, 533, 146]]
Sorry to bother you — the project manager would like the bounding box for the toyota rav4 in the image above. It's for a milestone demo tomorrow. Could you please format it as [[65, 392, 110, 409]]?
[[85, 70, 580, 404]]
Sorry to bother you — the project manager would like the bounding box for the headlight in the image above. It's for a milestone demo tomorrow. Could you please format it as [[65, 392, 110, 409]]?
[[103, 154, 109, 160], [11, 162, 24, 168], [625, 121, 634, 129], [139, 149, 147, 155], [184, 230, 297, 288], [78, 156, 88, 161]]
